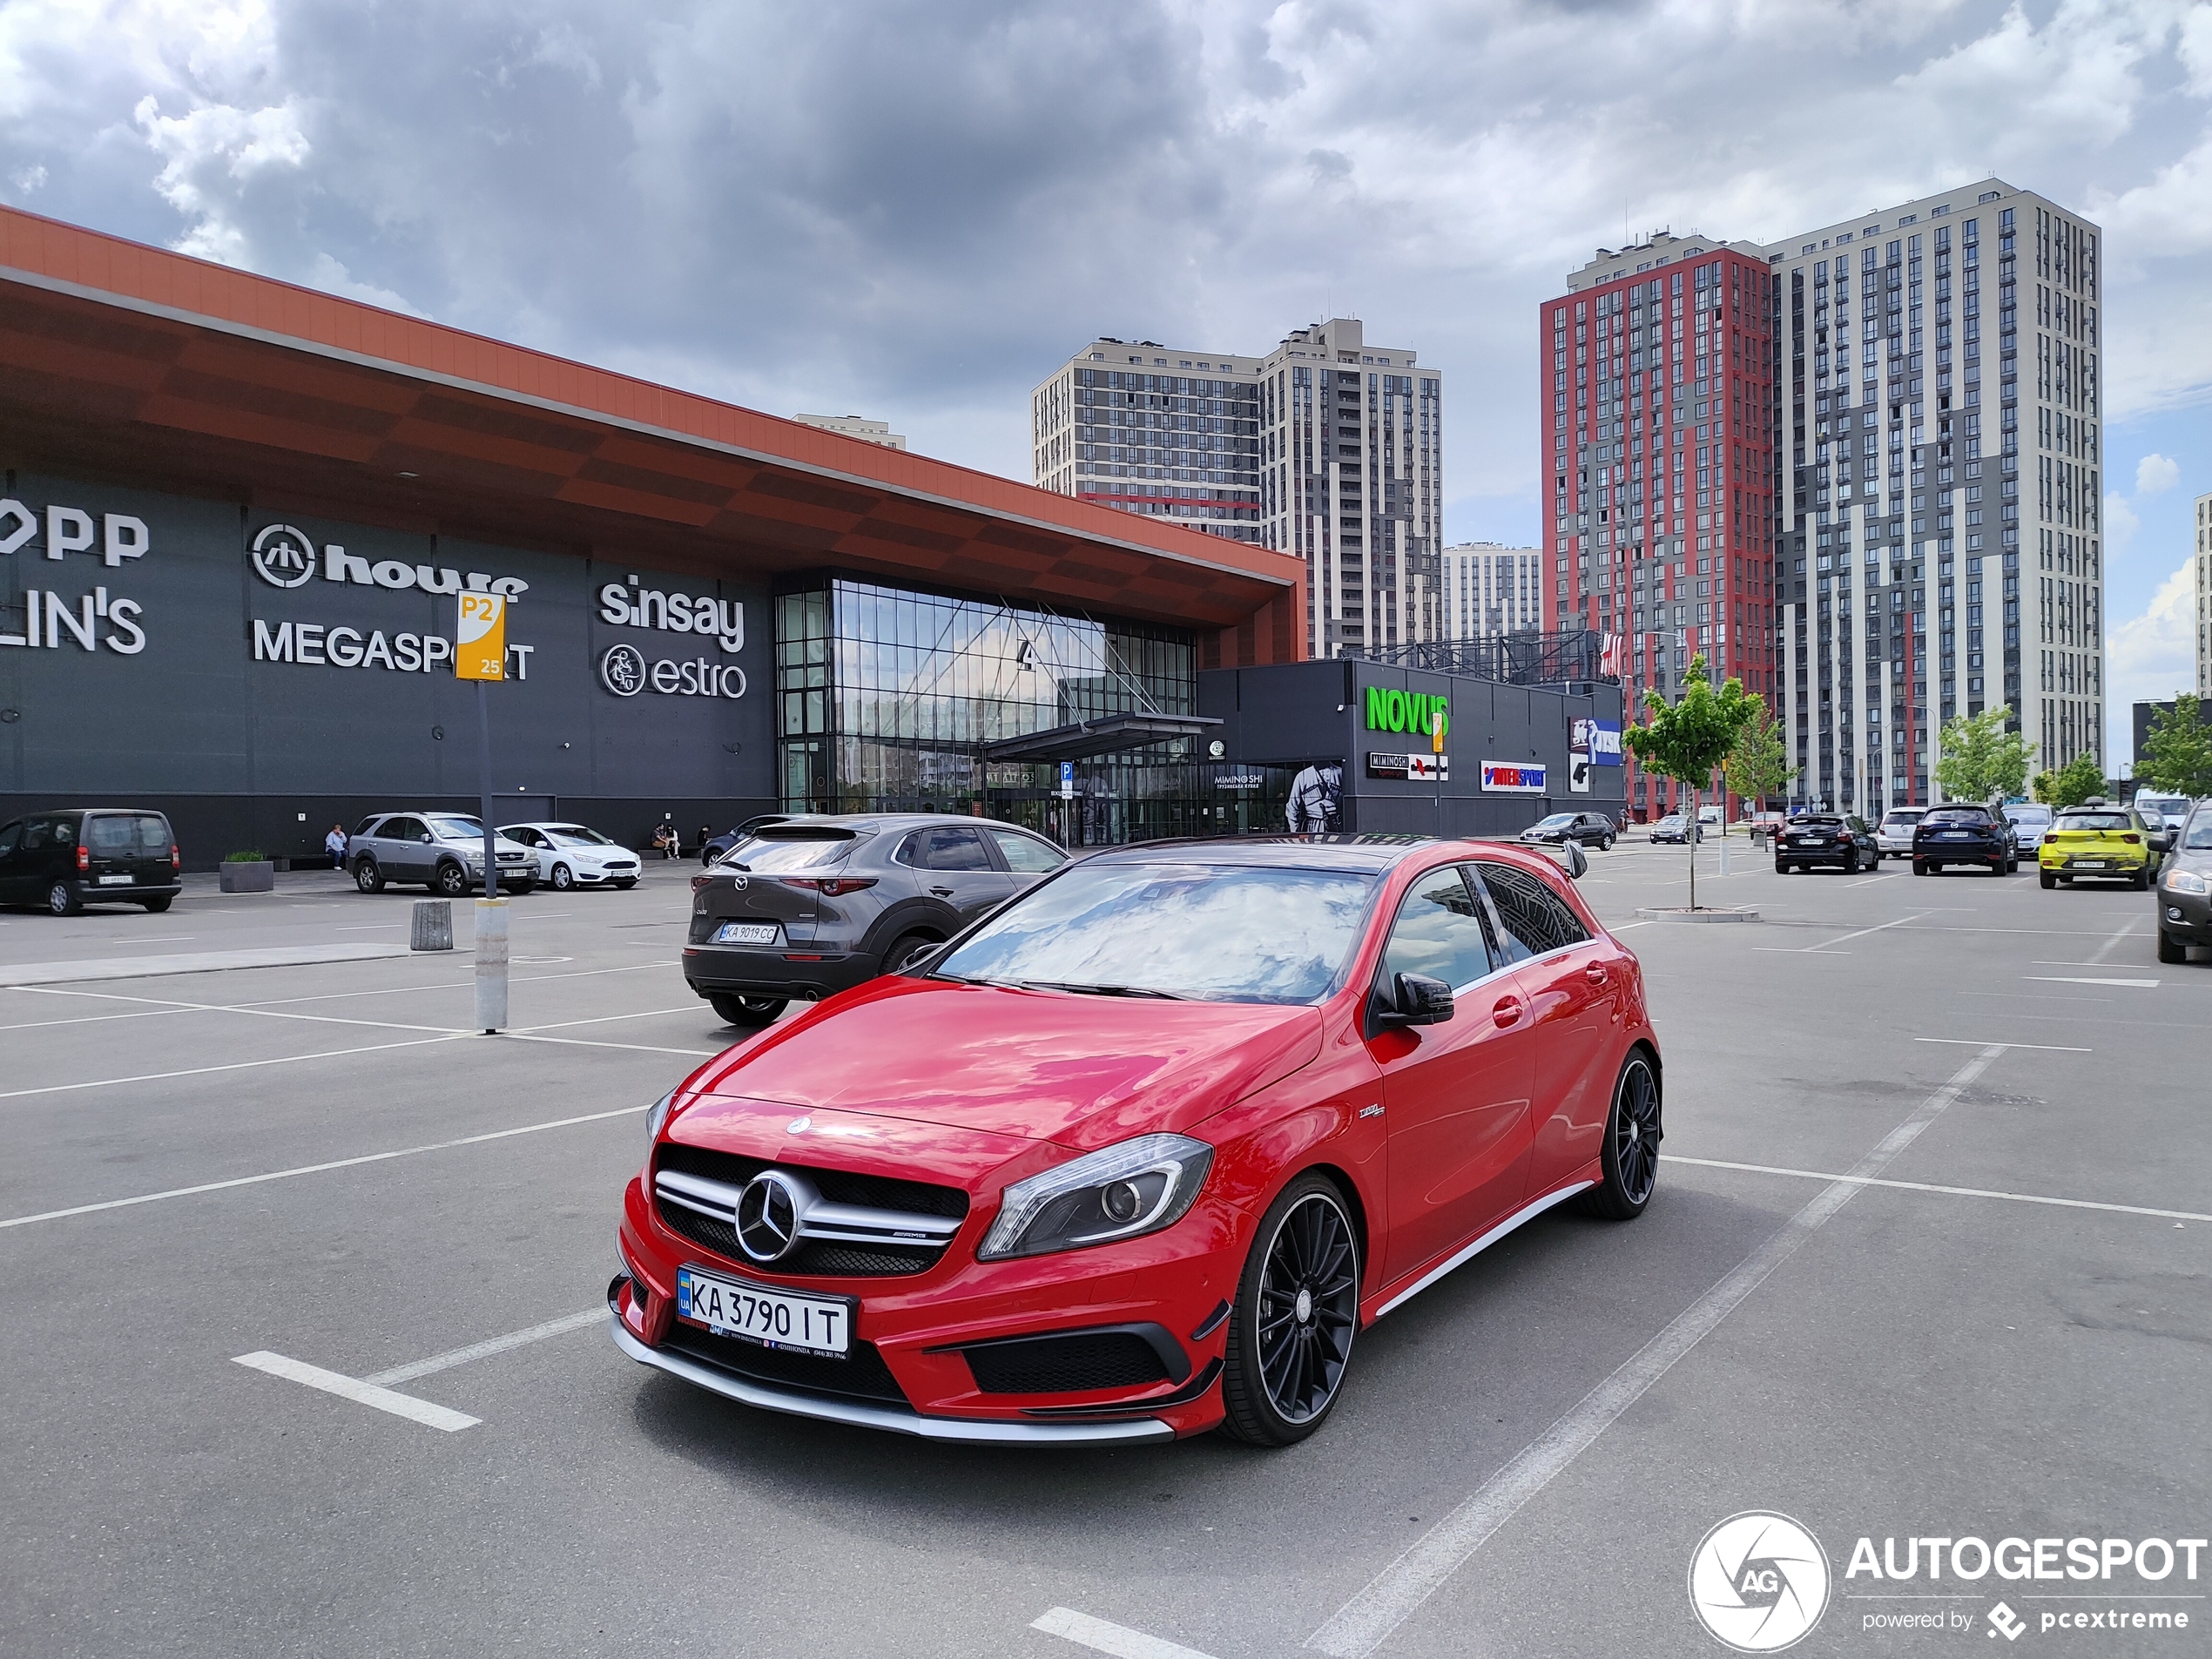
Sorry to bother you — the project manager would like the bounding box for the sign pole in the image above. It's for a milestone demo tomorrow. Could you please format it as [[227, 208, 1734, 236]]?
[[456, 592, 509, 1034]]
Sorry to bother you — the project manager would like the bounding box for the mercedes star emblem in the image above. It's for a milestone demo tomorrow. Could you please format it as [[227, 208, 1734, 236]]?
[[735, 1170, 808, 1262]]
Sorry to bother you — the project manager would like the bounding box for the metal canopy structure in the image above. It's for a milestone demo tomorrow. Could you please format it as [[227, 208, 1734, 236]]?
[[981, 712, 1224, 765]]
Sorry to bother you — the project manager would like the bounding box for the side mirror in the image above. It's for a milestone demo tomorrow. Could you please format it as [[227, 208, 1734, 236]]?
[[1558, 840, 1588, 880], [420, 833, 434, 844], [1368, 971, 1454, 1036]]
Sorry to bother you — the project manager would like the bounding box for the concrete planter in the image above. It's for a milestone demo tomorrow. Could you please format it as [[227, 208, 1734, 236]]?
[[218, 860, 275, 894]]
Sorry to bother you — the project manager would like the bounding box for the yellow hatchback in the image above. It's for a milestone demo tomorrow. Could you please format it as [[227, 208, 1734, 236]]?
[[2039, 801, 2164, 890]]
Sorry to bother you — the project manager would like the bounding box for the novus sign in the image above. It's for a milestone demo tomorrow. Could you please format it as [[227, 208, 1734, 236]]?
[[1363, 685, 1450, 738]]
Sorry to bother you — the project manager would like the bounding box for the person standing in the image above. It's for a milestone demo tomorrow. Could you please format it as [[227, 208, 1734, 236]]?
[[324, 822, 348, 868]]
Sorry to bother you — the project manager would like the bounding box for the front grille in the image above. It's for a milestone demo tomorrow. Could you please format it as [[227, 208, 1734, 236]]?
[[962, 1332, 1170, 1396], [662, 1320, 909, 1406], [657, 1142, 969, 1219], [654, 1197, 941, 1278]]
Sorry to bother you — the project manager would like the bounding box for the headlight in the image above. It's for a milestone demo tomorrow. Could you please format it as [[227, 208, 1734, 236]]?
[[978, 1132, 1214, 1261], [2168, 869, 2210, 894], [644, 1089, 676, 1148]]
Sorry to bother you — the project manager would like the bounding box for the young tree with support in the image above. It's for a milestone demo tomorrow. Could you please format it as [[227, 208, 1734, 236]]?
[[1624, 653, 1763, 910], [1722, 699, 1796, 833], [1932, 705, 2033, 805], [2137, 693, 2212, 799]]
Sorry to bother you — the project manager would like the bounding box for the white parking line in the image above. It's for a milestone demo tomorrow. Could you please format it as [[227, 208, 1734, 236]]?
[[2087, 918, 2137, 964], [1843, 873, 1893, 887], [1034, 1608, 1221, 1659], [364, 1308, 604, 1386], [1797, 911, 1929, 954], [231, 1351, 479, 1433], [1913, 1037, 2093, 1052], [0, 1033, 468, 1103], [1304, 1044, 2006, 1659], [2028, 976, 2158, 988], [0, 1104, 639, 1230], [1660, 1155, 2211, 1224]]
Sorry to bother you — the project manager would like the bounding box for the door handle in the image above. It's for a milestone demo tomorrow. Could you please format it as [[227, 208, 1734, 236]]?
[[1583, 962, 1609, 987], [1492, 995, 1523, 1028], [929, 886, 956, 897]]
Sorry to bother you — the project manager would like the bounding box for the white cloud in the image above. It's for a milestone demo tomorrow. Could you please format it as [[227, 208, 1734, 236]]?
[[2108, 554, 2199, 721], [2135, 452, 2181, 493], [2105, 490, 2142, 558]]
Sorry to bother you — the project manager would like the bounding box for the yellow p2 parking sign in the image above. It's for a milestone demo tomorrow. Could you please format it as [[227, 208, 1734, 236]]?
[[455, 592, 506, 681]]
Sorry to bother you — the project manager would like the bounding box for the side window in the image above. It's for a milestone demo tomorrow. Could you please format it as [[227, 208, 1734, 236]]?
[[1474, 861, 1591, 962], [52, 819, 76, 847], [354, 817, 381, 838], [894, 833, 923, 867], [988, 828, 1065, 873], [386, 817, 424, 842], [920, 826, 992, 871], [23, 819, 51, 851], [1380, 865, 1495, 993], [0, 820, 20, 856]]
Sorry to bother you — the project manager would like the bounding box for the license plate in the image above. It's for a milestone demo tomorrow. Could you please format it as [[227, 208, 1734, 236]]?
[[676, 1266, 851, 1358], [713, 921, 780, 945], [98, 874, 132, 885], [2077, 860, 2107, 869], [1939, 833, 1970, 840]]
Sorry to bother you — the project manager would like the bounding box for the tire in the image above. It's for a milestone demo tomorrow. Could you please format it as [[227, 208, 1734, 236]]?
[[504, 880, 536, 895], [435, 860, 472, 898], [550, 862, 574, 892], [1774, 860, 1788, 874], [883, 932, 941, 975], [139, 896, 172, 913], [708, 994, 786, 1027], [354, 857, 385, 894], [2157, 930, 2187, 965], [1912, 860, 1929, 876], [2130, 866, 2150, 891], [1218, 1173, 1361, 1447], [2039, 869, 2056, 890], [47, 880, 82, 917], [1581, 1048, 1662, 1220], [1599, 834, 1614, 852], [613, 879, 637, 891]]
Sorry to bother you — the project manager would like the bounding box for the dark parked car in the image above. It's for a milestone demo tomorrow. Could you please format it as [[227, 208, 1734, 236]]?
[[1519, 811, 1616, 851], [700, 814, 790, 867], [685, 814, 1069, 1027], [347, 812, 537, 896], [1649, 813, 1701, 844], [1912, 805, 2018, 876], [0, 808, 182, 915], [1774, 813, 1878, 873], [2155, 803, 2212, 964]]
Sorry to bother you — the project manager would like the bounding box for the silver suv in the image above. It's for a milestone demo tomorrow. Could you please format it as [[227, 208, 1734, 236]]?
[[348, 813, 537, 896]]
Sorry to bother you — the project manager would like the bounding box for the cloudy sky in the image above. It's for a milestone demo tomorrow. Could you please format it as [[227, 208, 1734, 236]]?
[[3, 0, 2208, 759]]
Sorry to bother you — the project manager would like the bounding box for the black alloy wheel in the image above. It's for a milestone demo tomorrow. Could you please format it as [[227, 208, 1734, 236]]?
[[1220, 1174, 1361, 1447], [1583, 1049, 1662, 1219], [47, 880, 82, 918], [435, 860, 471, 898], [550, 862, 575, 892], [1599, 833, 1615, 851], [354, 857, 384, 894], [708, 993, 786, 1027]]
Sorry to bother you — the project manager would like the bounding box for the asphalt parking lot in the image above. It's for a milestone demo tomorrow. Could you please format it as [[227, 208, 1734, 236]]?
[[2, 842, 2206, 1658]]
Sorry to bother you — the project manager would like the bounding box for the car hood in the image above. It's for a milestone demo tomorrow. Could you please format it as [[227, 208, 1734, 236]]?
[[680, 976, 1326, 1152]]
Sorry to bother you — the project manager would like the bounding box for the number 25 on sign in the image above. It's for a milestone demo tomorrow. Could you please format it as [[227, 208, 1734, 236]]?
[[455, 593, 506, 681]]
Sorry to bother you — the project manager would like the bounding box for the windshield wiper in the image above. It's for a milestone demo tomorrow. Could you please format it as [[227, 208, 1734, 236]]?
[[1016, 980, 1190, 1000]]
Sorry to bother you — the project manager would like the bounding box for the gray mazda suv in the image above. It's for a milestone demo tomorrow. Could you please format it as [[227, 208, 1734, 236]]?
[[683, 814, 1067, 1026]]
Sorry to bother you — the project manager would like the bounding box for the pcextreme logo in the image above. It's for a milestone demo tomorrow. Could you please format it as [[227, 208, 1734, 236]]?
[[1688, 1512, 1831, 1652]]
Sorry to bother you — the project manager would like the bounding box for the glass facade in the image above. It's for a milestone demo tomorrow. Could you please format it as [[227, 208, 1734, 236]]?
[[775, 578, 1290, 844]]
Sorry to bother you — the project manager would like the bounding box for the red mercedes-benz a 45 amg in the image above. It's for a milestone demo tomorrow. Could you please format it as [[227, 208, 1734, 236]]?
[[610, 835, 1662, 1447]]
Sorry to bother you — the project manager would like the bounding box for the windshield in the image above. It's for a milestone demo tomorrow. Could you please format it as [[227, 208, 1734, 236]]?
[[2003, 806, 2050, 825], [428, 816, 489, 840], [1532, 814, 1575, 828], [544, 826, 616, 846], [720, 832, 858, 873], [2185, 813, 2212, 851], [2134, 795, 2186, 817], [934, 861, 1379, 1005], [2056, 813, 2129, 832]]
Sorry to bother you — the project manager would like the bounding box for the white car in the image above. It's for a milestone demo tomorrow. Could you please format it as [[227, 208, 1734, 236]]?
[[2002, 802, 2054, 853], [496, 822, 643, 892], [2132, 792, 2193, 837], [1875, 807, 1926, 860]]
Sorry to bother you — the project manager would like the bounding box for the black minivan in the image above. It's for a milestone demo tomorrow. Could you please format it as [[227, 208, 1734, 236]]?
[[0, 809, 183, 915]]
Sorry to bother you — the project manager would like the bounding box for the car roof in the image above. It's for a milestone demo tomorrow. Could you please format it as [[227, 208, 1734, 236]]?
[[1078, 833, 1561, 875], [745, 813, 1029, 835]]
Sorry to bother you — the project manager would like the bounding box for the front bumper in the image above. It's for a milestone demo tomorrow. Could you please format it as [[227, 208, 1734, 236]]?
[[2158, 882, 2212, 941], [616, 1168, 1243, 1440]]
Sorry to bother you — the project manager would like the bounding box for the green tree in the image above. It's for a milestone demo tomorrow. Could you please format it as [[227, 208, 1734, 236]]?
[[1722, 698, 1796, 815], [2137, 693, 2212, 798], [2041, 750, 2106, 807], [2029, 768, 2061, 806], [1932, 705, 2033, 804], [1624, 653, 1763, 909]]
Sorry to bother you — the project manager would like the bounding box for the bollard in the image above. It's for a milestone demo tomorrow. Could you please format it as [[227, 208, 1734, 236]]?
[[411, 899, 454, 952], [475, 897, 509, 1033], [1718, 824, 1731, 876]]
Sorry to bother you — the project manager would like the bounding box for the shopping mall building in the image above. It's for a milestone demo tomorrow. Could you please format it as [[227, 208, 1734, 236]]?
[[0, 207, 1318, 867]]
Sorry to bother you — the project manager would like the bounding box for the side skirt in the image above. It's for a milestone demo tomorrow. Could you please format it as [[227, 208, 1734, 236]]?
[[1369, 1177, 1596, 1320]]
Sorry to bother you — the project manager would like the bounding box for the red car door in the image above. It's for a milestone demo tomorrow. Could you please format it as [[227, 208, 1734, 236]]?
[[1472, 858, 1620, 1201], [1365, 862, 1538, 1285]]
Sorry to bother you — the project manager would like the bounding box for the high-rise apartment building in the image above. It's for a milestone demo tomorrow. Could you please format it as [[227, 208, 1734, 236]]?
[[793, 413, 907, 449], [2196, 492, 2211, 698], [1541, 233, 1778, 816], [1033, 319, 1442, 658], [1768, 182, 2102, 811], [1029, 338, 1266, 542], [1440, 542, 1542, 640]]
